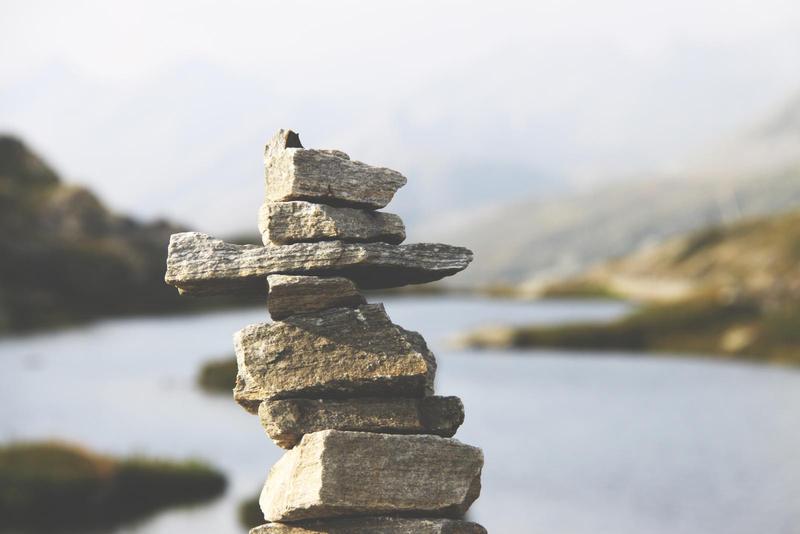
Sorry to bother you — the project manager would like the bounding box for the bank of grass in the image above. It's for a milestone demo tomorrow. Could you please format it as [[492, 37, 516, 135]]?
[[197, 356, 237, 394], [537, 279, 622, 299], [238, 495, 262, 529], [460, 296, 800, 365], [0, 441, 226, 529]]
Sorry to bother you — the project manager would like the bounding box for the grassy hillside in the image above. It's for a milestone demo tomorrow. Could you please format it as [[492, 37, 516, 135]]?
[[0, 136, 252, 333], [549, 209, 800, 305], [460, 209, 800, 364]]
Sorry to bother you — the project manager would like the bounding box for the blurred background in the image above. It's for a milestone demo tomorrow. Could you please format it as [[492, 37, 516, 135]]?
[[2, 1, 800, 532]]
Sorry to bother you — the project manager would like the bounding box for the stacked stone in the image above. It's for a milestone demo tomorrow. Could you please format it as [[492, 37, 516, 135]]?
[[165, 130, 485, 533]]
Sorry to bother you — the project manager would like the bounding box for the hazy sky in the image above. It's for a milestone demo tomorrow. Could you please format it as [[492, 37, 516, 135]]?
[[2, 0, 799, 234]]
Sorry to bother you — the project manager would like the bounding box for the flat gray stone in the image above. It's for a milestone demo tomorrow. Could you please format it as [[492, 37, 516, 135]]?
[[165, 232, 472, 295], [259, 201, 405, 245], [234, 304, 436, 413], [264, 129, 406, 209], [259, 430, 483, 522], [266, 274, 364, 320], [250, 517, 487, 534], [259, 396, 464, 448]]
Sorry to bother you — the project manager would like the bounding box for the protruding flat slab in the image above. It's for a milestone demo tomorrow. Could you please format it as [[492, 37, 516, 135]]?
[[250, 517, 487, 534], [264, 129, 406, 209], [260, 430, 483, 522], [234, 304, 436, 413], [259, 201, 405, 245], [266, 274, 364, 320], [259, 396, 464, 448], [165, 232, 472, 296]]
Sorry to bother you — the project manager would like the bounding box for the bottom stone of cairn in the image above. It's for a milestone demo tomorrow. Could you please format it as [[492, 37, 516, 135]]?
[[250, 517, 487, 534], [260, 430, 483, 522]]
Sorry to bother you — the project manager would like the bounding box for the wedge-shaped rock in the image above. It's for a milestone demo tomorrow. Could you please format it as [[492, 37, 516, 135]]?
[[259, 201, 405, 245], [260, 430, 483, 521], [264, 129, 406, 209], [259, 396, 464, 448], [165, 232, 472, 295], [250, 517, 487, 534], [234, 304, 436, 412], [266, 275, 364, 320]]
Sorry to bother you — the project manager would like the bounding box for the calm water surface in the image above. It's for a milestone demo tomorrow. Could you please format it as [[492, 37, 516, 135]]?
[[1, 296, 799, 534]]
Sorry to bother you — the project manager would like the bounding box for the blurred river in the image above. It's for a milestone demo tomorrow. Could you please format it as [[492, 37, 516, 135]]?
[[2, 296, 800, 534]]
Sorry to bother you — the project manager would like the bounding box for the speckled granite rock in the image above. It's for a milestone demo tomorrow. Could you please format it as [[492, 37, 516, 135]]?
[[259, 396, 464, 448], [266, 274, 364, 320], [259, 430, 483, 521], [164, 232, 472, 295], [234, 304, 436, 413], [259, 201, 405, 245], [250, 517, 487, 534], [264, 130, 406, 209]]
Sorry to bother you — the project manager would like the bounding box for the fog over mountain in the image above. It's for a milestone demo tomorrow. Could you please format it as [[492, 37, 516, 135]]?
[[437, 93, 800, 287], [0, 60, 562, 235], [2, 1, 798, 237]]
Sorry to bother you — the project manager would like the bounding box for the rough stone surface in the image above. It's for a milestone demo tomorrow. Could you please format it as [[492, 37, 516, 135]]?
[[259, 430, 483, 521], [266, 274, 364, 320], [234, 304, 436, 412], [259, 201, 405, 245], [259, 396, 464, 448], [250, 517, 487, 534], [264, 129, 406, 209], [165, 232, 472, 296]]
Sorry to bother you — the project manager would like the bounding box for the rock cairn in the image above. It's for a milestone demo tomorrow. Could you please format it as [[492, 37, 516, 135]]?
[[165, 130, 486, 533]]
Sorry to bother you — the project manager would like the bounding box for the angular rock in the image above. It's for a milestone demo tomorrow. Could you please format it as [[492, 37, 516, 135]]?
[[266, 274, 365, 320], [234, 304, 436, 412], [165, 232, 472, 296], [250, 517, 487, 534], [264, 130, 406, 209], [259, 396, 464, 448], [259, 201, 405, 245], [260, 430, 483, 521]]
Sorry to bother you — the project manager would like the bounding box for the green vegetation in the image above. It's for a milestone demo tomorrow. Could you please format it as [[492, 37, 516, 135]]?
[[0, 136, 254, 334], [198, 357, 238, 394], [238, 495, 263, 529], [538, 279, 622, 299], [464, 295, 800, 365], [0, 441, 226, 529]]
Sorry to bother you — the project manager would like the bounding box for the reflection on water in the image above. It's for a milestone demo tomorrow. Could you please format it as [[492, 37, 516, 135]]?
[[2, 296, 800, 534]]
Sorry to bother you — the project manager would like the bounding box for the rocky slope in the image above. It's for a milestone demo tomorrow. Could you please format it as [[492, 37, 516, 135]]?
[[0, 135, 242, 332]]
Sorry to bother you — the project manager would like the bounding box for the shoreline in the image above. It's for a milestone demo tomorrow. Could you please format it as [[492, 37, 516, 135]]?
[[456, 296, 800, 366]]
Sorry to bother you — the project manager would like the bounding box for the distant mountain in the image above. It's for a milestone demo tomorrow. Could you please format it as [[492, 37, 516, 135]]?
[[438, 93, 800, 288], [0, 136, 243, 332]]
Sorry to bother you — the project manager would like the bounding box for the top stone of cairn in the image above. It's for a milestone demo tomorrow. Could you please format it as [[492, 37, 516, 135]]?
[[264, 130, 407, 209]]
